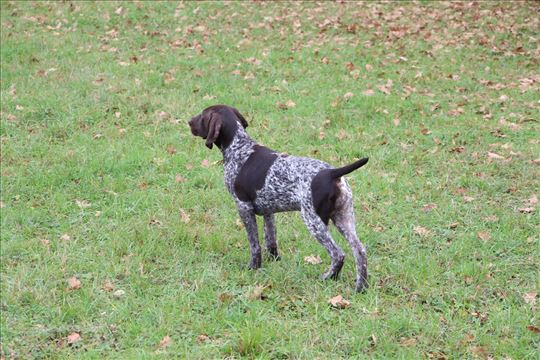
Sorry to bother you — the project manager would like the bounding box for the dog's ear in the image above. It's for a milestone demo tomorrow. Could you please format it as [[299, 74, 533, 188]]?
[[232, 107, 248, 128], [205, 112, 222, 149]]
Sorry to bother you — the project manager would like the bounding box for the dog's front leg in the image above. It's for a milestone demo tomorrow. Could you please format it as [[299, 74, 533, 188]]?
[[263, 213, 280, 260], [237, 204, 261, 269]]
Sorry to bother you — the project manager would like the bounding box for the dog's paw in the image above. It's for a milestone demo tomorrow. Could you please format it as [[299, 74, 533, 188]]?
[[355, 277, 369, 293]]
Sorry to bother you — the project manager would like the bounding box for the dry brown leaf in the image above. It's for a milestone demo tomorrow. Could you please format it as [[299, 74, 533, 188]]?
[[149, 218, 162, 226], [201, 159, 210, 167], [422, 203, 437, 212], [378, 85, 391, 95], [175, 174, 185, 183], [487, 152, 505, 160], [365, 64, 373, 71], [112, 289, 125, 298], [285, 100, 296, 108], [329, 295, 351, 309], [179, 209, 190, 224], [518, 207, 534, 214], [67, 332, 81, 344], [527, 325, 540, 334], [248, 284, 267, 300], [414, 226, 430, 237], [197, 334, 210, 343], [343, 92, 354, 101], [157, 335, 172, 349], [477, 231, 491, 241], [393, 118, 400, 126], [61, 234, 71, 241], [68, 277, 81, 290], [399, 337, 417, 347], [102, 280, 115, 292], [75, 199, 91, 208], [166, 146, 177, 155], [218, 292, 233, 302], [304, 254, 322, 265], [463, 196, 475, 202], [362, 89, 375, 96], [527, 194, 538, 206], [523, 291, 537, 306]]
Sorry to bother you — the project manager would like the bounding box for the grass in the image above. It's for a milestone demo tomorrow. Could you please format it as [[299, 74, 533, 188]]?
[[1, 1, 539, 358]]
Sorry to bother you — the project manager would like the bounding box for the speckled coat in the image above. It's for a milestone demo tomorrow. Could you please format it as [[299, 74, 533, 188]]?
[[188, 105, 369, 292]]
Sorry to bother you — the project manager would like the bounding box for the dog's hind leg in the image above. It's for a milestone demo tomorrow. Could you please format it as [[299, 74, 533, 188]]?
[[300, 204, 345, 280], [332, 179, 368, 292]]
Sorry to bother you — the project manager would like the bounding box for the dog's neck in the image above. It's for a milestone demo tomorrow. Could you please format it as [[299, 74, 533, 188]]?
[[221, 126, 256, 166]]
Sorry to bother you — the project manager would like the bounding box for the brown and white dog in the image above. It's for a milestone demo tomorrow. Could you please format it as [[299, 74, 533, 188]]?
[[189, 105, 369, 292]]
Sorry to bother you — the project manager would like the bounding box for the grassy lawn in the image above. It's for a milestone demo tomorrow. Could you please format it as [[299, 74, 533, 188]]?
[[1, 1, 539, 358]]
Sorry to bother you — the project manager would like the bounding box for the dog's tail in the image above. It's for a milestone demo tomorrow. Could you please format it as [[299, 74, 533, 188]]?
[[329, 157, 369, 178]]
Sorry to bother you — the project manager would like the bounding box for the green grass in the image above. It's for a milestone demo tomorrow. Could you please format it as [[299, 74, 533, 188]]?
[[1, 1, 539, 358]]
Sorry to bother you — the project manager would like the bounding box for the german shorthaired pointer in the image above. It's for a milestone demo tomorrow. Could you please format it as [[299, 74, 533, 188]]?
[[188, 105, 369, 292]]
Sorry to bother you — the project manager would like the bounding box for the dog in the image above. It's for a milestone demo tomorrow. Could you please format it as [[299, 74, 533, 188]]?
[[188, 105, 369, 292]]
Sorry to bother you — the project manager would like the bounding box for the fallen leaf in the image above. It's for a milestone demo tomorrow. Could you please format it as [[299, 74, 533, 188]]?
[[149, 218, 162, 226], [518, 207, 534, 214], [449, 146, 465, 153], [393, 118, 400, 126], [527, 325, 540, 334], [463, 196, 475, 202], [102, 280, 114, 292], [329, 295, 351, 309], [157, 335, 172, 349], [248, 284, 267, 300], [487, 152, 505, 160], [166, 146, 177, 155], [365, 64, 373, 71], [362, 89, 375, 96], [179, 209, 190, 223], [197, 334, 210, 343], [60, 234, 71, 241], [175, 174, 185, 183], [422, 203, 437, 212], [477, 231, 491, 241], [218, 292, 233, 302], [345, 62, 355, 71], [343, 92, 354, 101], [68, 277, 81, 290], [67, 332, 81, 344], [40, 238, 50, 246], [113, 289, 125, 298], [527, 194, 538, 206], [414, 226, 430, 237], [523, 291, 537, 306], [201, 159, 210, 167], [420, 128, 431, 135], [470, 346, 489, 358], [399, 337, 417, 347], [378, 85, 391, 95], [75, 199, 91, 208], [304, 255, 322, 265], [285, 100, 296, 108]]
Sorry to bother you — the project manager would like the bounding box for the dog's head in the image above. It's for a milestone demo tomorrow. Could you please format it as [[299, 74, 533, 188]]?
[[188, 105, 248, 149]]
